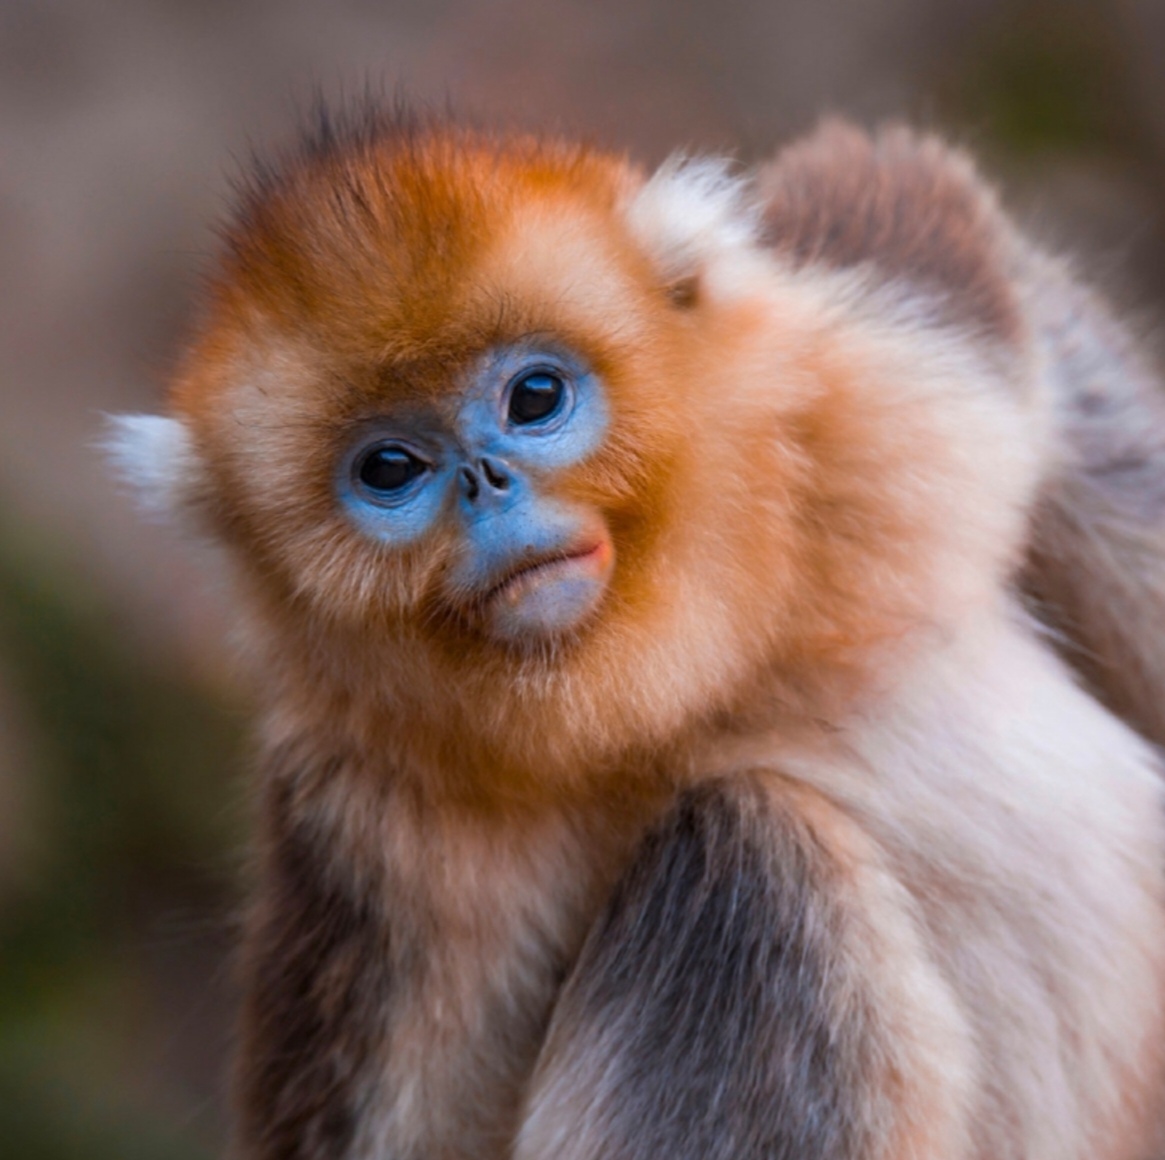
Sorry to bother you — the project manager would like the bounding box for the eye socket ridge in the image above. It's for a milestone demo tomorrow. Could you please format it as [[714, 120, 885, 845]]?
[[505, 366, 572, 429], [351, 441, 431, 503]]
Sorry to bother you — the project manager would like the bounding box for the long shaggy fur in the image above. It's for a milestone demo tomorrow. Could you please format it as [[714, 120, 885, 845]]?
[[111, 107, 1165, 1160]]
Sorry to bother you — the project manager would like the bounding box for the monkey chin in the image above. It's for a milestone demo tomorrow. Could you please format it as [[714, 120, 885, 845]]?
[[481, 537, 614, 645]]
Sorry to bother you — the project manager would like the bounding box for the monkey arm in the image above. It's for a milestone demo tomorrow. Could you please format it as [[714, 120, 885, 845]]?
[[513, 775, 972, 1160], [232, 775, 392, 1160]]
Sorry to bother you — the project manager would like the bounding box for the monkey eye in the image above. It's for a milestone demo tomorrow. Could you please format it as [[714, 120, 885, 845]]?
[[508, 371, 566, 426], [353, 443, 428, 497]]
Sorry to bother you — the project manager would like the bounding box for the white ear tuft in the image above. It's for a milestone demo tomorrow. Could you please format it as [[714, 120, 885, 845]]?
[[101, 413, 203, 520], [626, 156, 761, 282]]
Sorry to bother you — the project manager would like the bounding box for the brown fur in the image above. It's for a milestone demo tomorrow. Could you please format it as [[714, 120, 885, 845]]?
[[762, 121, 1165, 751], [111, 109, 1165, 1159], [235, 752, 388, 1158], [516, 774, 972, 1160], [758, 119, 1023, 347], [1018, 247, 1165, 747]]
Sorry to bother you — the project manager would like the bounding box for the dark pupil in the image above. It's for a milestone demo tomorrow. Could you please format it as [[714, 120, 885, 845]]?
[[509, 373, 564, 424], [358, 446, 425, 493]]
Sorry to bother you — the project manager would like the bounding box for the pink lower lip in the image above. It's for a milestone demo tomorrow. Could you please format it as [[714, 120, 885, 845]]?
[[487, 539, 610, 603]]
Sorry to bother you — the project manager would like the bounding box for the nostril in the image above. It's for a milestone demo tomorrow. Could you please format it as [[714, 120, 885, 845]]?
[[481, 457, 509, 491], [460, 466, 480, 501]]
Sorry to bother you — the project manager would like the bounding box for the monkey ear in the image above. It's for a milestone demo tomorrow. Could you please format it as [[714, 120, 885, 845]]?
[[626, 156, 761, 299], [101, 413, 208, 523]]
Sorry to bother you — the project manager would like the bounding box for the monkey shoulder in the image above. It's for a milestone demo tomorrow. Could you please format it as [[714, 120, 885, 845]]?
[[757, 119, 1022, 348]]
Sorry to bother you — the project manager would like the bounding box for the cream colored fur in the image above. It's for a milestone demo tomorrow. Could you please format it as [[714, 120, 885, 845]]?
[[107, 121, 1165, 1159]]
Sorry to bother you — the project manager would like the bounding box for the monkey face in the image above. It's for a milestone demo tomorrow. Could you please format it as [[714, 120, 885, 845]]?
[[338, 340, 615, 643], [151, 134, 683, 673]]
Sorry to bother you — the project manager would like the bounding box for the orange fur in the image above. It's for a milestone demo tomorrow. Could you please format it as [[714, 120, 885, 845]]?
[[112, 110, 1165, 1159]]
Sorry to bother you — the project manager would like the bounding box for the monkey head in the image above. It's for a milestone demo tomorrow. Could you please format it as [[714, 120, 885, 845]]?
[[107, 114, 1039, 784]]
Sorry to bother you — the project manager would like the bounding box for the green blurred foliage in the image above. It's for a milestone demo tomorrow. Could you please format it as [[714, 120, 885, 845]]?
[[941, 0, 1140, 158], [0, 518, 244, 1159]]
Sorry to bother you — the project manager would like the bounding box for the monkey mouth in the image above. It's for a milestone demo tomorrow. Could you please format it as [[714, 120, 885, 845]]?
[[447, 524, 616, 642], [483, 539, 613, 609]]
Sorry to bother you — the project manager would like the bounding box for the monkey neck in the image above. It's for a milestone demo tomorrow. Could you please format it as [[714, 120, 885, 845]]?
[[248, 615, 678, 815], [247, 604, 881, 823]]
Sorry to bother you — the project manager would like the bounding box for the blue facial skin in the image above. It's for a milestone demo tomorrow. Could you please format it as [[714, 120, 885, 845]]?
[[338, 343, 611, 639]]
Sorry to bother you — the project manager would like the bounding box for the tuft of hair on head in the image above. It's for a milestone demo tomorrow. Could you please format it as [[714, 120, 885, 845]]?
[[238, 88, 437, 205], [100, 412, 203, 523]]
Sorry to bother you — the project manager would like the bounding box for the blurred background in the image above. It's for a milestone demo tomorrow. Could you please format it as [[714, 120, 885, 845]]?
[[3, 0, 1165, 1154]]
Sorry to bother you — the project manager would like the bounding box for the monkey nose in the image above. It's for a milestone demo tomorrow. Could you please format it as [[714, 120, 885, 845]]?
[[459, 466, 481, 502], [459, 457, 512, 504], [480, 457, 511, 491]]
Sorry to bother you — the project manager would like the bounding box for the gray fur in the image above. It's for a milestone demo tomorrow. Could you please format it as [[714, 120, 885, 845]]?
[[1021, 249, 1165, 746], [515, 778, 884, 1160]]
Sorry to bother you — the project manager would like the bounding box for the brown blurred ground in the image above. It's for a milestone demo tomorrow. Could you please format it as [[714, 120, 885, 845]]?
[[2, 1, 1164, 1156]]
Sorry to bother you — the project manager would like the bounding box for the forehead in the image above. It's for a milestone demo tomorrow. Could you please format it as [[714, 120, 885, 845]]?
[[215, 131, 654, 385]]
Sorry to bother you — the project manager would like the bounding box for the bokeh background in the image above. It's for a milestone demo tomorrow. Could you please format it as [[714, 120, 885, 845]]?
[[3, 0, 1165, 1155]]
